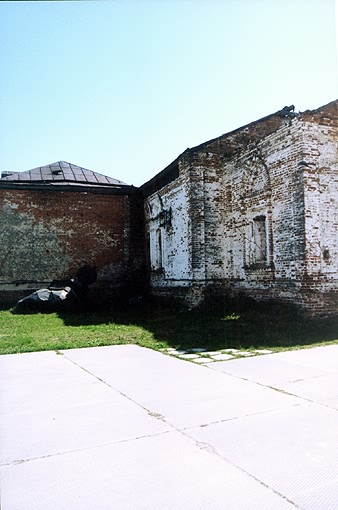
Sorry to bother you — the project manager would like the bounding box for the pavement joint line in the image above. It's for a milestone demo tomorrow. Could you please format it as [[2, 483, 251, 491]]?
[[207, 364, 338, 411], [288, 373, 330, 384], [59, 350, 308, 429], [0, 429, 173, 468], [57, 348, 308, 506], [190, 439, 306, 510], [3, 346, 334, 508], [58, 352, 232, 444], [59, 351, 176, 425], [180, 401, 305, 432], [60, 349, 336, 429], [1, 416, 304, 510], [177, 421, 306, 510], [156, 422, 304, 509]]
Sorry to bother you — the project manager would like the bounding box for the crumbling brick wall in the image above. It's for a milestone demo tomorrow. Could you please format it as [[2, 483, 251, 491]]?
[[143, 158, 193, 303], [143, 112, 290, 307], [220, 118, 307, 302], [298, 101, 338, 313], [143, 100, 338, 315]]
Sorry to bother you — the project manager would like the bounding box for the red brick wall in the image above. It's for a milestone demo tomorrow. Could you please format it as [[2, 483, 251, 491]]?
[[0, 187, 144, 304]]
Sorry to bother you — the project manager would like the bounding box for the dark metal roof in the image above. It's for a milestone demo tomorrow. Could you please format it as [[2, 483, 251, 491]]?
[[0, 161, 129, 187]]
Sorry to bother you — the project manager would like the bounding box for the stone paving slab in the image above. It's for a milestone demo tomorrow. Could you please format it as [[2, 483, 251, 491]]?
[[209, 353, 235, 361], [161, 347, 268, 363], [178, 353, 200, 359]]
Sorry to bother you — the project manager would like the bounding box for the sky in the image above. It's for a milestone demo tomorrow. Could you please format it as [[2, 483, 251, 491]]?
[[0, 0, 337, 187]]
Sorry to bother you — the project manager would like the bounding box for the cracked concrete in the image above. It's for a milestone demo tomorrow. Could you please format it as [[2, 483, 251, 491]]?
[[1, 344, 338, 509]]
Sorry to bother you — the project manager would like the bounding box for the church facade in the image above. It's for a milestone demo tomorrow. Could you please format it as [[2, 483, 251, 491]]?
[[1, 100, 337, 314], [141, 99, 338, 315]]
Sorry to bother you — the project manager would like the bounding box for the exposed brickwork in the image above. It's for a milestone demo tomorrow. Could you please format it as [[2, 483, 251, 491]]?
[[0, 187, 144, 304], [142, 100, 338, 315], [2, 101, 337, 314]]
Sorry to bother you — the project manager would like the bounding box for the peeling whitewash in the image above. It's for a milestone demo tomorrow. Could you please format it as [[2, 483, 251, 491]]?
[[145, 166, 191, 284], [143, 100, 338, 314]]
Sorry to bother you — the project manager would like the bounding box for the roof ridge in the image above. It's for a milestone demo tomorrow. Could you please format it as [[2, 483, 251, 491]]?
[[0, 161, 130, 187], [43, 161, 126, 185]]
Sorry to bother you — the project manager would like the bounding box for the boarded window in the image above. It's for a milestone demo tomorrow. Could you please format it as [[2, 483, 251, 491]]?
[[155, 228, 163, 269], [149, 227, 163, 270], [253, 216, 267, 262]]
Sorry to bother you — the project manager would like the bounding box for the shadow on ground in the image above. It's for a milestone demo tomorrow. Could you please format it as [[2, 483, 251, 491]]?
[[57, 297, 338, 351]]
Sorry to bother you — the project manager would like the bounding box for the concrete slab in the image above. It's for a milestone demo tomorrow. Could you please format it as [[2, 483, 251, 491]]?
[[1, 343, 338, 510], [0, 350, 169, 465], [207, 352, 329, 385], [188, 402, 338, 510], [61, 345, 300, 429], [275, 345, 338, 372], [278, 374, 338, 410], [207, 345, 338, 411], [1, 431, 298, 510]]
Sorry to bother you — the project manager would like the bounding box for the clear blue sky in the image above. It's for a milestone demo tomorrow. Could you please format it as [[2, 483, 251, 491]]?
[[0, 0, 337, 186]]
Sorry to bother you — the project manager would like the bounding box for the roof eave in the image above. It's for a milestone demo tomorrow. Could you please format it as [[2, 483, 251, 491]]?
[[0, 181, 139, 195]]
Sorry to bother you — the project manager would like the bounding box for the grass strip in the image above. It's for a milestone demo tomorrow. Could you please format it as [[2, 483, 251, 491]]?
[[0, 301, 337, 355]]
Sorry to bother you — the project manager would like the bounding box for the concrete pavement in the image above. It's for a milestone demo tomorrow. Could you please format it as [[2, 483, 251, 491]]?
[[1, 344, 338, 509]]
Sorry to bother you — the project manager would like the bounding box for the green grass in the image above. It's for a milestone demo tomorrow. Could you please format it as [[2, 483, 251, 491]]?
[[0, 300, 338, 355], [0, 309, 161, 355]]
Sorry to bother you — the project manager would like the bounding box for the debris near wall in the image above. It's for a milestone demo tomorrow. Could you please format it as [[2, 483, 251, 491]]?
[[13, 265, 97, 314]]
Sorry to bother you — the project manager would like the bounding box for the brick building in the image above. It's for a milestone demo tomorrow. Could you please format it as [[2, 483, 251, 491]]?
[[141, 99, 338, 315], [1, 100, 337, 314], [0, 161, 144, 304]]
